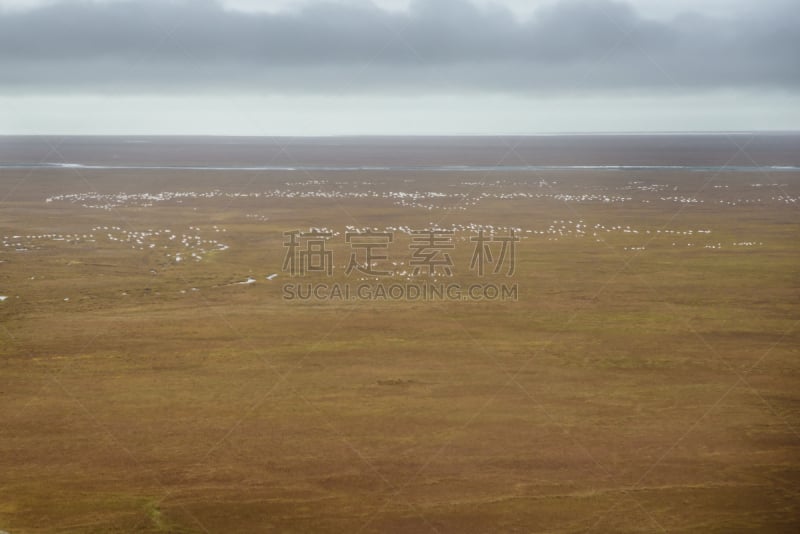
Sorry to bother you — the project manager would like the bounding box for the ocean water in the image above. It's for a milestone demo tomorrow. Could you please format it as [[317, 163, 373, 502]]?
[[2, 162, 799, 172]]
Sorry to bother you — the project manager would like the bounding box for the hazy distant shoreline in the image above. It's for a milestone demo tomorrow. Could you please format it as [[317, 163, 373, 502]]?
[[2, 134, 799, 168], [3, 162, 799, 173]]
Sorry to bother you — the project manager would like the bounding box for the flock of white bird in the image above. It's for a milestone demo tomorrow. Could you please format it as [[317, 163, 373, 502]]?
[[3, 178, 790, 304], [288, 220, 747, 254], [43, 179, 799, 212], [0, 217, 758, 268], [0, 225, 229, 264]]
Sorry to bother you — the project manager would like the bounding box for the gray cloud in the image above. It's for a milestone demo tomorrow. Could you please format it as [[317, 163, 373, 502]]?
[[1, 0, 798, 94]]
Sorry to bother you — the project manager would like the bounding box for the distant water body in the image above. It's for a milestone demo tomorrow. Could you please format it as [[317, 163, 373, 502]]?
[[2, 162, 799, 172]]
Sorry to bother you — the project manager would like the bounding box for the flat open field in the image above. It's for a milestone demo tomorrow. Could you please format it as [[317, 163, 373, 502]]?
[[1, 136, 799, 532]]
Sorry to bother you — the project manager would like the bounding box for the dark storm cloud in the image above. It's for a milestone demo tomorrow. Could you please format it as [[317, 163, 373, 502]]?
[[1, 0, 798, 93]]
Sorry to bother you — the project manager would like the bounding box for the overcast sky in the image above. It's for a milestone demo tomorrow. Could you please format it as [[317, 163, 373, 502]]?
[[1, 0, 798, 134]]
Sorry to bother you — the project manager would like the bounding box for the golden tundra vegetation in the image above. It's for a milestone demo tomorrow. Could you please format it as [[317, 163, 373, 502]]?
[[1, 163, 798, 532]]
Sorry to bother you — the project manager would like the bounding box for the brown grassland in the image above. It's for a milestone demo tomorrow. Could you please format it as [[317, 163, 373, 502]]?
[[1, 149, 799, 532]]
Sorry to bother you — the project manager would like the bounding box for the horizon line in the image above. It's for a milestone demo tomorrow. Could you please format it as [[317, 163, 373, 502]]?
[[2, 130, 799, 138]]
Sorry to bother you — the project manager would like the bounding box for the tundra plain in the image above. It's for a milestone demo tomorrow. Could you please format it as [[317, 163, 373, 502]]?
[[1, 136, 799, 533]]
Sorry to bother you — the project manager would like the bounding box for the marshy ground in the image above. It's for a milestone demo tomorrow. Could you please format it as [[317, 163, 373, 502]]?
[[1, 136, 798, 532]]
